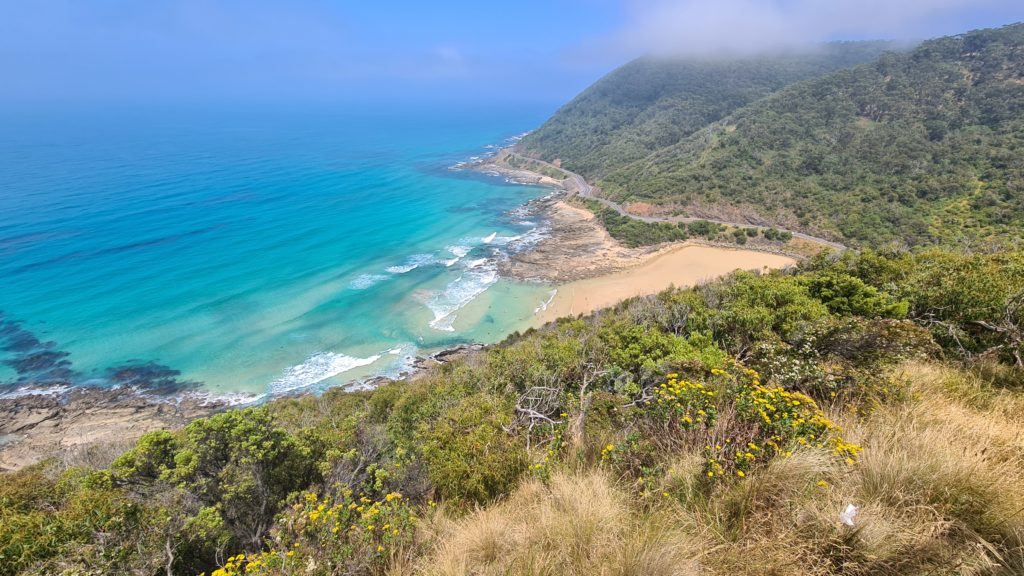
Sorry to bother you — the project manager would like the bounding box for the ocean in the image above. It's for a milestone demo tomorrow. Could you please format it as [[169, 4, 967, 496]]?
[[0, 103, 558, 401]]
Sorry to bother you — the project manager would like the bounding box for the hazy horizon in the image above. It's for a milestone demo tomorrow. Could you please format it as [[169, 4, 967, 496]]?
[[2, 1, 1024, 107]]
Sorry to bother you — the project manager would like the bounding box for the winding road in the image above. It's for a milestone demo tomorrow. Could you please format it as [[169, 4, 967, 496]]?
[[512, 153, 847, 253]]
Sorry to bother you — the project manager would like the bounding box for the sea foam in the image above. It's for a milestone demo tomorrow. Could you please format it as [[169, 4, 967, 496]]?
[[386, 253, 435, 274], [534, 289, 558, 314], [0, 384, 73, 400], [269, 351, 381, 396], [443, 245, 472, 267], [349, 274, 390, 290], [424, 266, 499, 332]]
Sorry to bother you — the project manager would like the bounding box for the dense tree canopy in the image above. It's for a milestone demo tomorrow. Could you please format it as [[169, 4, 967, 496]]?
[[518, 42, 899, 179]]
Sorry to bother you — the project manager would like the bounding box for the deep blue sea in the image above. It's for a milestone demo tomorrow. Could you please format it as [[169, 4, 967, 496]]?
[[0, 103, 557, 401]]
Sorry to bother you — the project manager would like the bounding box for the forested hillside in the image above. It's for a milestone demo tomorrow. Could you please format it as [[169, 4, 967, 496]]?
[[517, 42, 899, 179], [598, 24, 1024, 246], [3, 247, 1023, 575]]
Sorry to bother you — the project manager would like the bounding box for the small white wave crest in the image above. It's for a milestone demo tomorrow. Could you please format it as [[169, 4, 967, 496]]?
[[423, 266, 499, 332], [270, 352, 381, 396], [349, 274, 389, 290], [448, 245, 471, 258], [188, 390, 267, 407], [505, 226, 549, 254], [386, 253, 435, 274], [0, 384, 72, 400], [444, 245, 472, 267], [534, 289, 558, 314]]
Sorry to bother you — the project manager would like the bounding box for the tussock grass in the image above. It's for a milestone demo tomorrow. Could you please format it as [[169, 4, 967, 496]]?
[[420, 472, 704, 576], [701, 361, 1024, 575], [416, 361, 1024, 575]]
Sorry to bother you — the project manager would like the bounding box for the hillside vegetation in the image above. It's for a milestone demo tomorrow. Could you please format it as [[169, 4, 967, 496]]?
[[524, 24, 1024, 248], [518, 42, 899, 179], [3, 247, 1023, 575]]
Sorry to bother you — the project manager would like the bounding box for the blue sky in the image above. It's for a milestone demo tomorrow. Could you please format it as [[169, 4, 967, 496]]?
[[1, 0, 1022, 105]]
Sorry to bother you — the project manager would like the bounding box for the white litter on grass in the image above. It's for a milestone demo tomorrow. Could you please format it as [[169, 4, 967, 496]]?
[[839, 503, 859, 527]]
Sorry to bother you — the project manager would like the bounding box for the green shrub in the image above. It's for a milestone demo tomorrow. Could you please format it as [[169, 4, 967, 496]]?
[[419, 393, 527, 504], [803, 271, 909, 318], [114, 408, 315, 550], [711, 271, 830, 351]]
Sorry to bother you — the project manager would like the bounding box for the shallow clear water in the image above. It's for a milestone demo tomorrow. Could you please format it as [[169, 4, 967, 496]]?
[[0, 103, 556, 399]]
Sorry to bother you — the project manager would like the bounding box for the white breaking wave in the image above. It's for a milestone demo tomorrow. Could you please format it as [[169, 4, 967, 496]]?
[[488, 234, 519, 246], [386, 253, 435, 274], [506, 226, 549, 254], [482, 232, 497, 244], [188, 390, 267, 407], [444, 245, 472, 267], [0, 384, 72, 400], [380, 344, 419, 380], [448, 245, 471, 258], [349, 274, 389, 290], [269, 352, 381, 396], [534, 289, 558, 314], [424, 266, 499, 332], [465, 258, 489, 269]]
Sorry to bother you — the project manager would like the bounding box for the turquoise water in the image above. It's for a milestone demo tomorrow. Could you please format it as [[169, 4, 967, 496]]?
[[0, 104, 556, 400]]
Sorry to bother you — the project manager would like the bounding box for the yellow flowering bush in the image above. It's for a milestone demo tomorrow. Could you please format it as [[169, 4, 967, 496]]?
[[652, 372, 718, 429], [205, 490, 414, 576], [639, 366, 862, 481], [714, 368, 863, 477], [529, 427, 564, 481]]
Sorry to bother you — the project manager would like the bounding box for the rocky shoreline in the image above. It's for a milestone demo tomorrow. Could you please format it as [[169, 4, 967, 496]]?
[[0, 145, 740, 472], [0, 343, 490, 472], [498, 195, 669, 282], [0, 387, 228, 471], [475, 151, 696, 283]]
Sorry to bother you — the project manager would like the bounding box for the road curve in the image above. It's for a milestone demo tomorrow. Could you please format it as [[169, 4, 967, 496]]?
[[512, 153, 847, 253]]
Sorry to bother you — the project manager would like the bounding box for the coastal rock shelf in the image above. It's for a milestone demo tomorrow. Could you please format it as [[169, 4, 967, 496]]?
[[0, 388, 224, 471]]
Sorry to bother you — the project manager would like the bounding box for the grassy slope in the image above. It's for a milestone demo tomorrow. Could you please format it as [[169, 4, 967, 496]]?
[[517, 42, 899, 179], [423, 362, 1024, 575], [600, 24, 1024, 247]]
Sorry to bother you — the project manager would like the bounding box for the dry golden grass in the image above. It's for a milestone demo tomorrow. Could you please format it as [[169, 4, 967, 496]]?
[[418, 471, 705, 576], [413, 361, 1024, 575], [702, 361, 1024, 575]]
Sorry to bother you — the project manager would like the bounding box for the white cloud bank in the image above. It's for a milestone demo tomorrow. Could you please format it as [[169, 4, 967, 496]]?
[[607, 0, 1022, 56]]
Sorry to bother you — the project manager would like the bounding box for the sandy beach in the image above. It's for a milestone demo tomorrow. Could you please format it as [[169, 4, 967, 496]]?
[[476, 151, 806, 324], [492, 193, 799, 324], [534, 244, 796, 324]]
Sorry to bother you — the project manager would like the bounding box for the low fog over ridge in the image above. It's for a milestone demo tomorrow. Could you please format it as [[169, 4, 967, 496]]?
[[590, 0, 1023, 58]]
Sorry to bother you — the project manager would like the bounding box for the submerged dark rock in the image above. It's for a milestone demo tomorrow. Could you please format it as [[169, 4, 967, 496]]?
[[105, 361, 201, 395], [5, 349, 72, 374]]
